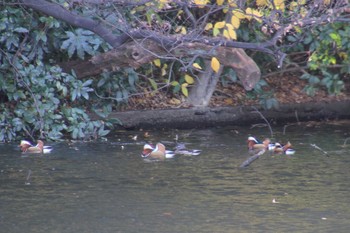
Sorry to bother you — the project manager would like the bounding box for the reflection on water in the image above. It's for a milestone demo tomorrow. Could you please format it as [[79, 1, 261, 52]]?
[[1, 121, 350, 233]]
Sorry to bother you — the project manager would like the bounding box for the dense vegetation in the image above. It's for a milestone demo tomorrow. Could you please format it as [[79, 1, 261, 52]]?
[[0, 0, 349, 141]]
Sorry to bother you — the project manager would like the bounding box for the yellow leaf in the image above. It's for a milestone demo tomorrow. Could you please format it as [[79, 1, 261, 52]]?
[[216, 0, 225, 5], [205, 23, 213, 30], [175, 26, 181, 33], [194, 0, 209, 8], [226, 23, 233, 30], [252, 9, 262, 23], [228, 0, 237, 7], [294, 26, 302, 33], [274, 0, 285, 10], [181, 26, 187, 34], [224, 98, 234, 105], [232, 9, 245, 19], [176, 10, 183, 17], [184, 74, 195, 84], [161, 64, 168, 76], [214, 21, 226, 29], [231, 15, 240, 29], [289, 2, 298, 10], [169, 97, 181, 105], [181, 86, 188, 97], [339, 52, 348, 60], [159, 0, 169, 3], [245, 8, 253, 20], [223, 29, 230, 39], [211, 57, 220, 73], [192, 63, 202, 70], [153, 59, 161, 67], [228, 28, 237, 40], [256, 0, 268, 6], [161, 68, 167, 76]]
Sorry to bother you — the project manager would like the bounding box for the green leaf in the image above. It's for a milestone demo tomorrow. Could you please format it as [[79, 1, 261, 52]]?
[[148, 78, 158, 90], [181, 85, 188, 97], [83, 79, 93, 87], [213, 28, 220, 36], [171, 81, 179, 86], [184, 74, 195, 84], [14, 27, 29, 33], [98, 127, 110, 137]]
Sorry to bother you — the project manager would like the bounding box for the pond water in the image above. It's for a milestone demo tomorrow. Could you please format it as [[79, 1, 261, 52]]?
[[1, 120, 350, 233]]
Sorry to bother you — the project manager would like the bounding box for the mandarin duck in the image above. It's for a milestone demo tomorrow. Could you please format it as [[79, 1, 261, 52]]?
[[19, 140, 53, 154], [141, 143, 175, 160], [274, 141, 296, 155], [247, 136, 271, 151], [174, 143, 201, 156]]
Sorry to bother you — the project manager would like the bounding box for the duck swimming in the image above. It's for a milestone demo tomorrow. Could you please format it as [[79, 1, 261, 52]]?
[[247, 136, 271, 151], [141, 143, 175, 160], [274, 141, 296, 155], [174, 143, 201, 156], [19, 140, 53, 154]]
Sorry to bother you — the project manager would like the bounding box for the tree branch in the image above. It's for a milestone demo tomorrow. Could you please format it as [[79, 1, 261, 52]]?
[[19, 0, 284, 61], [20, 0, 125, 47]]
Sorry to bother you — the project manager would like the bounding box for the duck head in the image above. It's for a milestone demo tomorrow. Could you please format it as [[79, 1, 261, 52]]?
[[141, 143, 154, 158], [247, 136, 259, 150], [19, 140, 33, 152]]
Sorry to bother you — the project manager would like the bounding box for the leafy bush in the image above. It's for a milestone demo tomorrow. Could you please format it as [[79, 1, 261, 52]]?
[[287, 22, 348, 96], [0, 5, 112, 142]]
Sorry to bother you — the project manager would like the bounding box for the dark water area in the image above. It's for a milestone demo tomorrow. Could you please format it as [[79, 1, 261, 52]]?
[[1, 121, 350, 233]]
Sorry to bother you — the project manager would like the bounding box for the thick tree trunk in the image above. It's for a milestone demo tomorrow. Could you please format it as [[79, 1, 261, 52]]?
[[187, 60, 223, 107]]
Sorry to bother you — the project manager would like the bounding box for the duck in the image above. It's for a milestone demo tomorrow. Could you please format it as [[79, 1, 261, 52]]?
[[174, 143, 201, 156], [247, 136, 271, 151], [273, 141, 296, 155], [141, 143, 175, 160], [19, 140, 53, 154]]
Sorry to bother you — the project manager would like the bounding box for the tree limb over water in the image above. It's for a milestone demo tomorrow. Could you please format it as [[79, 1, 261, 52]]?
[[19, 0, 350, 106]]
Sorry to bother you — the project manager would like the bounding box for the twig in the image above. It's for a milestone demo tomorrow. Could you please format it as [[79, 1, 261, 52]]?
[[283, 124, 289, 135], [343, 137, 350, 146], [251, 106, 274, 138], [295, 110, 300, 123], [310, 144, 329, 156], [25, 169, 32, 185], [283, 123, 296, 135], [250, 123, 268, 129]]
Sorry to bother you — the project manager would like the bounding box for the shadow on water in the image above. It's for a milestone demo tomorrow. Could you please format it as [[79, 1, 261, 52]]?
[[1, 120, 350, 233]]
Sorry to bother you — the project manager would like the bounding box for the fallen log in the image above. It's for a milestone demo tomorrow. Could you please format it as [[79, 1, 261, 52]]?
[[239, 149, 266, 168], [91, 100, 350, 130]]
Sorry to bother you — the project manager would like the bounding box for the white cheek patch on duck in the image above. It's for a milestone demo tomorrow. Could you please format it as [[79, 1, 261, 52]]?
[[141, 149, 152, 157]]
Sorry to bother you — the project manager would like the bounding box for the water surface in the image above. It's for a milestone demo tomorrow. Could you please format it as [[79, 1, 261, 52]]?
[[1, 121, 350, 232]]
